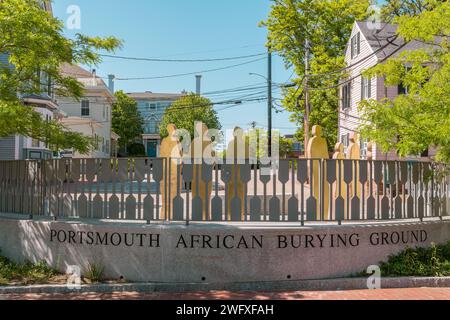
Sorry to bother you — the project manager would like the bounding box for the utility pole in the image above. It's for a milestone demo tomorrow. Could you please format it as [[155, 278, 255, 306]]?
[[303, 38, 310, 155], [268, 47, 273, 158]]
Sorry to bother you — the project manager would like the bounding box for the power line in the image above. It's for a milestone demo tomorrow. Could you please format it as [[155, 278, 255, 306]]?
[[282, 34, 400, 85], [290, 41, 409, 92], [115, 57, 266, 81], [202, 82, 267, 95], [99, 52, 266, 63], [145, 43, 265, 59]]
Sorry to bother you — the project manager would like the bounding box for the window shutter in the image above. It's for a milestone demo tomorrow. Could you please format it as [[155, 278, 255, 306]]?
[[361, 77, 364, 100], [350, 37, 354, 59], [368, 77, 371, 98], [357, 32, 361, 55]]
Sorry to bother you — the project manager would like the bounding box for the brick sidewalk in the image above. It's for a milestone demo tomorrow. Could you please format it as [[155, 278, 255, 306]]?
[[1, 288, 450, 300]]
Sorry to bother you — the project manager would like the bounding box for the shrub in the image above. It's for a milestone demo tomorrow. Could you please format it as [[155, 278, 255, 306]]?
[[370, 242, 450, 277], [127, 143, 146, 157], [84, 262, 105, 283], [0, 252, 57, 285]]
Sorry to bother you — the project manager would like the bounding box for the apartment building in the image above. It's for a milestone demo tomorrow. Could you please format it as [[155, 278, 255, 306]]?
[[57, 64, 117, 159]]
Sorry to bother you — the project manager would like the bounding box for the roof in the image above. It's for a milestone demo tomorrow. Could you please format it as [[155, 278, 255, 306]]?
[[60, 64, 113, 100], [127, 92, 185, 101], [60, 63, 94, 78], [60, 63, 109, 88], [355, 21, 442, 61], [111, 131, 120, 140]]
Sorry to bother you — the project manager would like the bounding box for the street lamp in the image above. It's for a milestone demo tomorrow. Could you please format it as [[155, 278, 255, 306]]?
[[249, 64, 273, 157]]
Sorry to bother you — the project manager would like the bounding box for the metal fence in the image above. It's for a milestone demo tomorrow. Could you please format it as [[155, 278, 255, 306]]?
[[0, 158, 448, 224]]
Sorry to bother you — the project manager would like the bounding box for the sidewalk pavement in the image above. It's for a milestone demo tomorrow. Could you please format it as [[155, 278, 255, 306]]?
[[1, 288, 450, 300]]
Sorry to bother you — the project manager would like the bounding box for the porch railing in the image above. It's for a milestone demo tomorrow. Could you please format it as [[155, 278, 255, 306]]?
[[0, 158, 448, 224]]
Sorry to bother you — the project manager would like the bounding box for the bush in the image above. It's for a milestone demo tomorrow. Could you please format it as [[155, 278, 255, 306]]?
[[127, 143, 146, 157], [364, 242, 450, 277], [0, 253, 57, 285], [84, 262, 105, 283]]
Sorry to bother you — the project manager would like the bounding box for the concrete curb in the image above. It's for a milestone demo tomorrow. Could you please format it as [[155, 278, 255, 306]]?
[[1, 277, 450, 295]]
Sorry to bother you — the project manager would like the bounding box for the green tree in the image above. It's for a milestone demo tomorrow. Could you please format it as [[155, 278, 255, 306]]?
[[262, 0, 370, 151], [380, 0, 443, 19], [111, 91, 144, 153], [159, 94, 221, 140], [279, 136, 294, 158], [245, 128, 268, 159], [0, 0, 121, 154], [359, 0, 450, 162], [245, 128, 293, 158]]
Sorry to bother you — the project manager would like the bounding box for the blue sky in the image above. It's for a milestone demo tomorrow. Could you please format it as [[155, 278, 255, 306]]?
[[52, 0, 295, 135]]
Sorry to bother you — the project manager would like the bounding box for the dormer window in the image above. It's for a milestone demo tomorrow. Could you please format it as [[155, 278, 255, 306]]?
[[351, 32, 361, 59]]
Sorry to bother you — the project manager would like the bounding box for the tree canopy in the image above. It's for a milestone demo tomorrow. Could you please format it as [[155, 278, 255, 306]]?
[[111, 91, 144, 152], [380, 0, 444, 19], [159, 94, 221, 141], [359, 0, 450, 162], [0, 0, 121, 154], [262, 0, 371, 151]]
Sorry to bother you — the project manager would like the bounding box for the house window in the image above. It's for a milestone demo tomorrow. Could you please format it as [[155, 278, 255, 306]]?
[[81, 100, 90, 116], [341, 134, 350, 149], [351, 32, 361, 59], [360, 138, 369, 159], [147, 119, 158, 134], [342, 82, 351, 110], [421, 148, 429, 157], [46, 74, 52, 97], [361, 76, 372, 100], [32, 138, 40, 148], [29, 151, 42, 159], [398, 83, 409, 95], [398, 66, 412, 95]]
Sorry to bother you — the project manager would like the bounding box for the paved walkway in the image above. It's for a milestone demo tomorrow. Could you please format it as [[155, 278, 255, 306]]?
[[1, 288, 450, 300]]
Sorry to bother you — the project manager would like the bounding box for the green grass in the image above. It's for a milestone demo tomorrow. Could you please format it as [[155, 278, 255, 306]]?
[[0, 254, 59, 286], [357, 242, 450, 277]]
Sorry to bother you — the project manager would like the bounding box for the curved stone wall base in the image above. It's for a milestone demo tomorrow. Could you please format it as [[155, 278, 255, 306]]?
[[0, 216, 449, 283]]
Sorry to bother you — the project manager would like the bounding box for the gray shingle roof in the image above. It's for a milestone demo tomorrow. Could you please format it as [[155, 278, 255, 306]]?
[[356, 21, 441, 61]]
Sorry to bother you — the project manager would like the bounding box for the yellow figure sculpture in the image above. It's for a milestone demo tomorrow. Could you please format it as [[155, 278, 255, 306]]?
[[226, 127, 248, 221], [346, 133, 361, 200], [189, 122, 213, 221], [160, 124, 183, 220], [332, 142, 347, 219], [306, 125, 330, 220]]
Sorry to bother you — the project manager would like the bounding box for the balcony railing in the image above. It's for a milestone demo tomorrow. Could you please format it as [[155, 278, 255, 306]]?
[[0, 158, 448, 224]]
